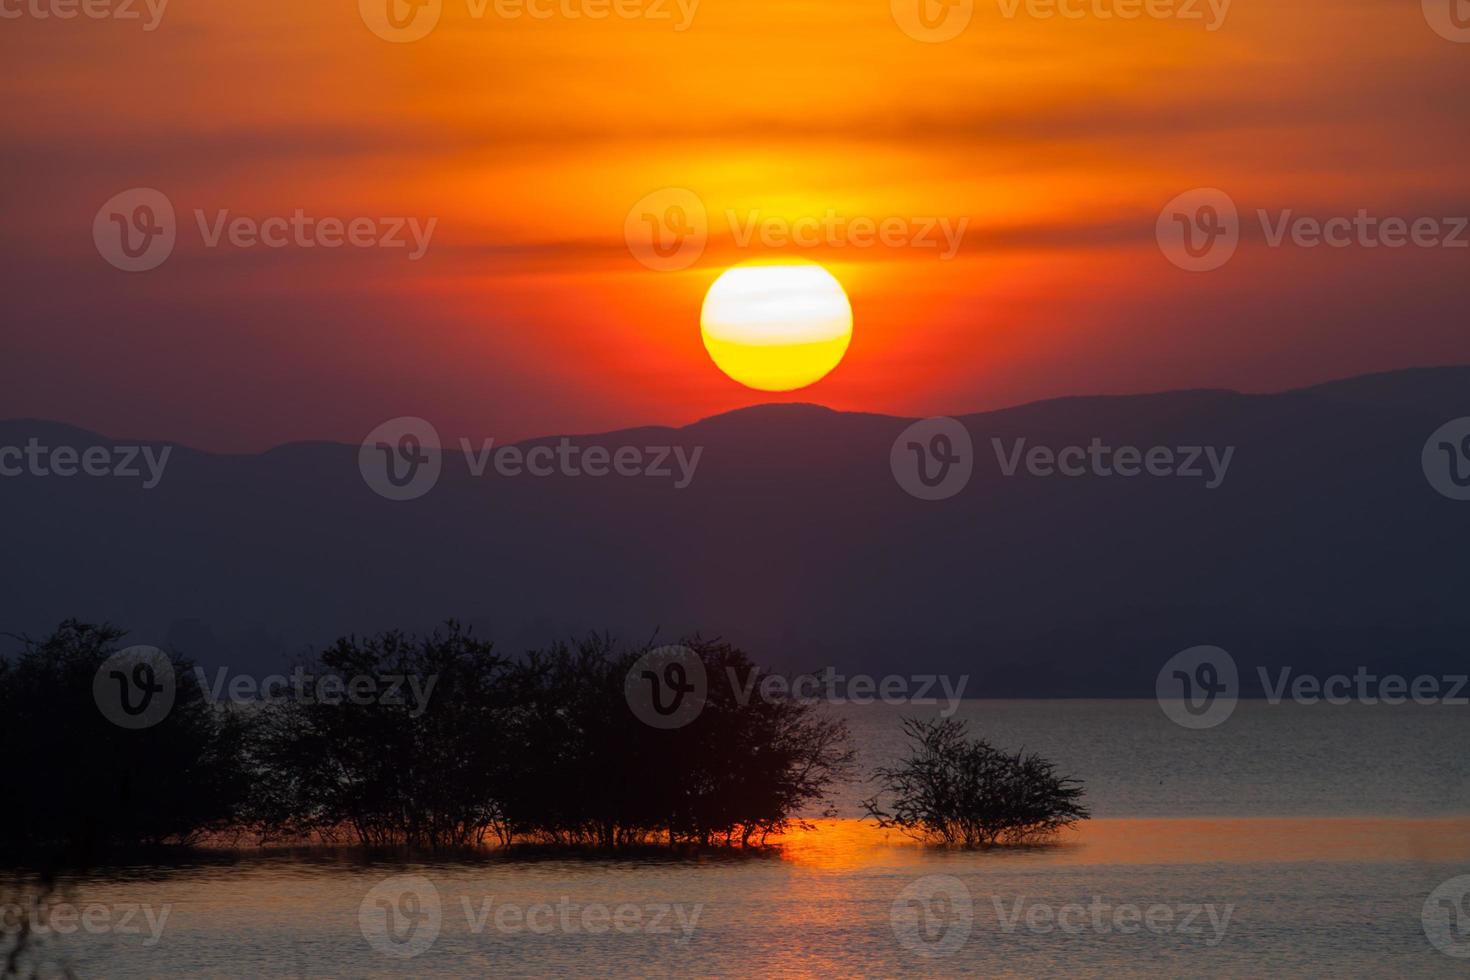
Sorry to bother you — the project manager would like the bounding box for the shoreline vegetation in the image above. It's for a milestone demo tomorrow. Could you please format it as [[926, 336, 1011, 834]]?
[[0, 620, 1089, 869]]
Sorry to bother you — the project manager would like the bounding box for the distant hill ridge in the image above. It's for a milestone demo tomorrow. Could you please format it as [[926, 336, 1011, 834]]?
[[2, 365, 1468, 696]]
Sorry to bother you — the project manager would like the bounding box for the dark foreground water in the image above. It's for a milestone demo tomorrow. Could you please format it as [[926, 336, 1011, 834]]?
[[9, 701, 1470, 977]]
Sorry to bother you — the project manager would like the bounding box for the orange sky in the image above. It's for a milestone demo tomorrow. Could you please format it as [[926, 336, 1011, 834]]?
[[2, 0, 1467, 449]]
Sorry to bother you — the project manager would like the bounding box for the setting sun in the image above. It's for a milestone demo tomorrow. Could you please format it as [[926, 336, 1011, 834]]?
[[700, 262, 854, 392]]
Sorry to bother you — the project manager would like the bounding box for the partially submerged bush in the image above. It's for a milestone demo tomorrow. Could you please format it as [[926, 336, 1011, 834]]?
[[863, 717, 1089, 846]]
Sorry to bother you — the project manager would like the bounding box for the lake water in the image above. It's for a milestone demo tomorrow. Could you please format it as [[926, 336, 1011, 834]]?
[[12, 701, 1470, 977]]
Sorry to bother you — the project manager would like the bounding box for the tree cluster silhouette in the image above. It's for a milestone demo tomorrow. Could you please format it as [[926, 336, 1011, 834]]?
[[0, 621, 854, 857]]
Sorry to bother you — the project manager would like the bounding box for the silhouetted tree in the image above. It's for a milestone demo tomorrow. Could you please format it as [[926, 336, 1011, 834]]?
[[246, 622, 514, 848], [863, 718, 1089, 846], [471, 636, 854, 849], [0, 620, 248, 863]]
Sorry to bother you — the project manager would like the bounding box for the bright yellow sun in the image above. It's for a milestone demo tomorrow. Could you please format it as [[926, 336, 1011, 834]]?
[[700, 261, 853, 391]]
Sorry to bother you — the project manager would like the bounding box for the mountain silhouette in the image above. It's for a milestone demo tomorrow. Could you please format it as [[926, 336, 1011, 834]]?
[[3, 366, 1467, 696]]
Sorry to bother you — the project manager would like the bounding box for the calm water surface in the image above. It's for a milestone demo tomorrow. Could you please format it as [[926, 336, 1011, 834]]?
[[19, 701, 1470, 977]]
